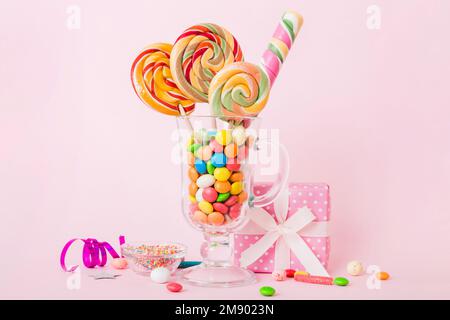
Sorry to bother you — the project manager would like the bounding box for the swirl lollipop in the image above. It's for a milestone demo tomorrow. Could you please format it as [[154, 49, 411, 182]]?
[[209, 62, 270, 117], [170, 23, 244, 103], [209, 10, 303, 117], [131, 43, 195, 116]]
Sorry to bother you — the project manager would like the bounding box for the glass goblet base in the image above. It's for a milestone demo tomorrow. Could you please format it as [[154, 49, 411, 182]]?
[[179, 264, 256, 287]]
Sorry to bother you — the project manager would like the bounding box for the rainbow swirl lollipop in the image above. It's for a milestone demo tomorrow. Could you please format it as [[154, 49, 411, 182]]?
[[131, 43, 195, 116], [209, 10, 303, 118], [170, 24, 244, 102]]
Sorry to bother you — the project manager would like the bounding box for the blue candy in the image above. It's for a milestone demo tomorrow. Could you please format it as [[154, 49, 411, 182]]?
[[194, 159, 207, 174], [210, 153, 227, 168]]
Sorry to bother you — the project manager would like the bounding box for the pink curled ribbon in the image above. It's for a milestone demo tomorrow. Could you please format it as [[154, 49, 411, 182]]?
[[60, 235, 125, 272]]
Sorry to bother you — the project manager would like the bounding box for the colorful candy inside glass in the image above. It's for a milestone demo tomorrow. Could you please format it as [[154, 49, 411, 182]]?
[[186, 125, 252, 227]]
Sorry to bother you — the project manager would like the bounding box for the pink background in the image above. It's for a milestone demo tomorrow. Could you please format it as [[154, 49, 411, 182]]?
[[1, 0, 450, 299]]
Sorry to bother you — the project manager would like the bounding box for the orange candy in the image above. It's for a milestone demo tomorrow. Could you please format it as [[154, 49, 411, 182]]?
[[376, 272, 390, 280], [189, 182, 198, 196], [207, 212, 225, 225], [238, 191, 248, 204], [214, 181, 231, 193], [224, 143, 238, 158], [229, 172, 244, 182], [193, 210, 207, 223], [188, 166, 199, 181], [187, 152, 195, 166]]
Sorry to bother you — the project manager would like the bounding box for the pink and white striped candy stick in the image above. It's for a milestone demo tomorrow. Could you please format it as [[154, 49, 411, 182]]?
[[260, 10, 304, 85]]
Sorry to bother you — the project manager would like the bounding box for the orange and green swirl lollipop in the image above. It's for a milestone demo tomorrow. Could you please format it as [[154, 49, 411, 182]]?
[[170, 23, 244, 103], [208, 62, 270, 117], [131, 43, 195, 116]]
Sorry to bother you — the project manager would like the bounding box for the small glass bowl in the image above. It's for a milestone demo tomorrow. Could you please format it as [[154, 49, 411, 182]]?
[[121, 242, 186, 276]]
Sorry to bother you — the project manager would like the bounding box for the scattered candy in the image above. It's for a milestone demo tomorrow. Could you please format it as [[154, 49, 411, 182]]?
[[346, 260, 364, 276], [166, 282, 183, 292], [295, 274, 333, 285], [272, 270, 286, 281], [285, 269, 296, 278], [333, 277, 349, 286], [376, 271, 390, 280], [259, 286, 276, 297], [111, 258, 128, 270], [150, 267, 171, 284]]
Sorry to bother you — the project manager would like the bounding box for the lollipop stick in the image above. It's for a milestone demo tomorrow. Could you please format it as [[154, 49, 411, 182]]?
[[178, 105, 193, 132], [210, 115, 217, 130]]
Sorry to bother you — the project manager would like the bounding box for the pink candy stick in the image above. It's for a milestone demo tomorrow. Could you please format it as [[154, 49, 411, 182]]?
[[294, 274, 334, 285]]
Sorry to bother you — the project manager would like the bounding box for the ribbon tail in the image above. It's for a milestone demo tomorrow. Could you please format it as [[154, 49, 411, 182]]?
[[274, 236, 291, 271], [284, 232, 330, 277], [239, 230, 280, 268]]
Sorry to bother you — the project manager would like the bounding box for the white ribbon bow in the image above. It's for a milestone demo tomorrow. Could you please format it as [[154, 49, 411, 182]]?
[[238, 187, 330, 277]]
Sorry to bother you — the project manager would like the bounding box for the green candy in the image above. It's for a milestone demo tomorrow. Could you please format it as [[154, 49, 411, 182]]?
[[206, 161, 215, 175], [333, 277, 349, 286], [259, 286, 276, 297], [189, 143, 201, 153], [216, 192, 230, 202]]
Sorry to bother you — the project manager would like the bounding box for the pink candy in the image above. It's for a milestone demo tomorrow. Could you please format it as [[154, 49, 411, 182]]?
[[166, 282, 183, 292], [202, 187, 218, 202], [213, 202, 229, 214], [209, 139, 223, 153], [224, 195, 238, 207]]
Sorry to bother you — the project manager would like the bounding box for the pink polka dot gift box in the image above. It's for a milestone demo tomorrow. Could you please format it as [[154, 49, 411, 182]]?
[[234, 183, 331, 276]]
